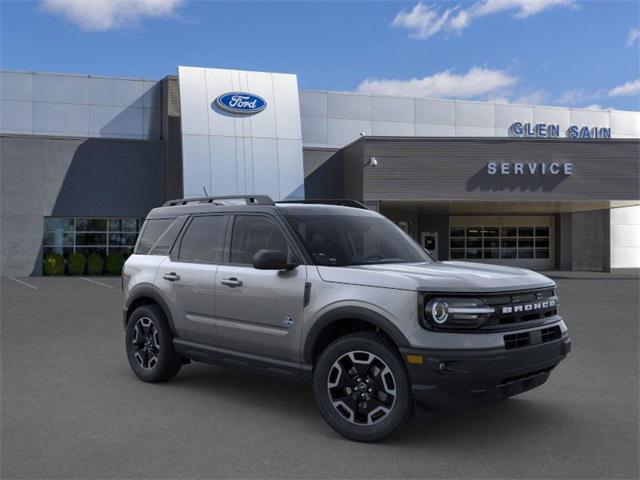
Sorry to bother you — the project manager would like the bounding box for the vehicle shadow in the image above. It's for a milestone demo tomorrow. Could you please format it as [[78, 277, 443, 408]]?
[[156, 362, 572, 445]]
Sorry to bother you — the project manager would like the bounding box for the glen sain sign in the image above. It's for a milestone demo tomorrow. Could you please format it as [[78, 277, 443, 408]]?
[[510, 122, 611, 139], [214, 92, 267, 115]]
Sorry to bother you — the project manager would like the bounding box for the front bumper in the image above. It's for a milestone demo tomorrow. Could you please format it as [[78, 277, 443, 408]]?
[[400, 333, 571, 411]]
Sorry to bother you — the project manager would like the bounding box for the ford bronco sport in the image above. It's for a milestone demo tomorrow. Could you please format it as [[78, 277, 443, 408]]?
[[122, 195, 571, 442]]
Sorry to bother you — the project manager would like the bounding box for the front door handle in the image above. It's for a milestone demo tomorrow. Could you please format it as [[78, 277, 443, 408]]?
[[163, 272, 181, 281], [221, 277, 243, 287]]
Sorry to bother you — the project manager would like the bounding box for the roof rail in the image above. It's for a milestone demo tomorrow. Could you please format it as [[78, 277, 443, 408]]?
[[275, 199, 368, 209], [163, 195, 274, 207]]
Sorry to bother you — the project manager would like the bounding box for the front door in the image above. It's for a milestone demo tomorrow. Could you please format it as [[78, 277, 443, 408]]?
[[156, 214, 228, 345], [420, 231, 438, 258], [214, 214, 307, 363]]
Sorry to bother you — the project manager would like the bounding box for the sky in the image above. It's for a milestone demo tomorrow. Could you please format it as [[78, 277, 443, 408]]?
[[1, 0, 639, 111]]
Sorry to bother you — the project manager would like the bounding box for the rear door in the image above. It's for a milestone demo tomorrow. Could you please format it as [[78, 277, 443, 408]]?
[[157, 214, 228, 345], [214, 214, 307, 363]]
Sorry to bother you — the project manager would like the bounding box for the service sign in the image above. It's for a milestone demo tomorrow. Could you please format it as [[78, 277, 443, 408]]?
[[214, 92, 267, 115]]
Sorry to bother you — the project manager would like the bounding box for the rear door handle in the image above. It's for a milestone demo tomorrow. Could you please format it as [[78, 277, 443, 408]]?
[[162, 272, 180, 281], [221, 277, 243, 287]]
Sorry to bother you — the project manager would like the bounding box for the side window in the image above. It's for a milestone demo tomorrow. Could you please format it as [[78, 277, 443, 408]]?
[[178, 215, 227, 263], [230, 216, 290, 265], [135, 218, 174, 254], [148, 216, 187, 255]]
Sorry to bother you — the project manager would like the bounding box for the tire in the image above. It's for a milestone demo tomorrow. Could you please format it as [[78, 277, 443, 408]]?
[[125, 304, 181, 383], [313, 331, 413, 442]]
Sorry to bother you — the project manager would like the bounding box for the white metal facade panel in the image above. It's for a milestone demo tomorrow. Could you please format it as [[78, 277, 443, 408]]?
[[610, 110, 640, 137], [178, 66, 304, 200], [1, 71, 33, 101], [415, 99, 456, 125], [34, 74, 89, 104], [300, 90, 640, 147], [372, 121, 414, 136], [532, 106, 571, 133], [455, 101, 495, 127], [610, 205, 640, 268], [0, 70, 161, 140], [372, 96, 414, 123], [299, 91, 327, 117], [0, 100, 32, 133], [327, 118, 371, 145], [495, 104, 534, 128]]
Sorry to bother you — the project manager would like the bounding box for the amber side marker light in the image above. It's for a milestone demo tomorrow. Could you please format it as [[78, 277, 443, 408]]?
[[406, 354, 424, 365]]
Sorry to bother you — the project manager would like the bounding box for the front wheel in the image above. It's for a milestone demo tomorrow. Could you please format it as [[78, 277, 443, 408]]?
[[313, 332, 413, 442], [125, 305, 181, 383]]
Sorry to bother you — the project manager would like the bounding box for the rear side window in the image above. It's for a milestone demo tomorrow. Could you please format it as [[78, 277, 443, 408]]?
[[135, 218, 174, 254], [148, 216, 188, 255], [178, 215, 227, 263]]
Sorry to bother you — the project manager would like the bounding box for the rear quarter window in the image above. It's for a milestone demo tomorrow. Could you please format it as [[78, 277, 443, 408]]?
[[135, 218, 182, 255]]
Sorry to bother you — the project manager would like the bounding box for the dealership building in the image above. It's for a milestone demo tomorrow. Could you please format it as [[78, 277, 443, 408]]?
[[1, 66, 639, 275]]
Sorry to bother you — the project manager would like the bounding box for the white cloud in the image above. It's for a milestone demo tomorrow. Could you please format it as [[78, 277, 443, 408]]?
[[391, 3, 457, 39], [470, 0, 577, 19], [557, 89, 587, 105], [627, 28, 640, 47], [392, 0, 576, 39], [608, 79, 640, 97], [40, 0, 184, 31], [356, 67, 518, 99], [515, 90, 548, 105], [583, 104, 605, 110]]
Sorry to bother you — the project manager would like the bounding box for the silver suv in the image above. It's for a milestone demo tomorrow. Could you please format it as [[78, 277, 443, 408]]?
[[122, 195, 571, 442]]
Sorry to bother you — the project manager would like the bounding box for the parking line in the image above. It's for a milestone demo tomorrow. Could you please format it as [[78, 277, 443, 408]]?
[[7, 276, 38, 290], [80, 277, 116, 289]]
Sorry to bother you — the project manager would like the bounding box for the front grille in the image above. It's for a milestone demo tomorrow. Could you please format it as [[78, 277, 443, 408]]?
[[504, 325, 562, 350], [482, 288, 558, 330]]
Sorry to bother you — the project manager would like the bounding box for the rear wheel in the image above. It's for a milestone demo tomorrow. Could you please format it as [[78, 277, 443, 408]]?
[[125, 305, 181, 382], [313, 332, 412, 442]]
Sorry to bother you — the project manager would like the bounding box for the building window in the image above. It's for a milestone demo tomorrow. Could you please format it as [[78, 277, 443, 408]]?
[[43, 217, 143, 259], [450, 226, 550, 260]]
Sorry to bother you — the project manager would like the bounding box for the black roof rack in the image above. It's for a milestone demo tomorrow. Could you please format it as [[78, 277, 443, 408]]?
[[275, 199, 368, 209], [163, 195, 274, 207]]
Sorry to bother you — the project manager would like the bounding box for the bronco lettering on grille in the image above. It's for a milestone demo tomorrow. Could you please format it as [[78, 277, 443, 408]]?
[[502, 299, 556, 314]]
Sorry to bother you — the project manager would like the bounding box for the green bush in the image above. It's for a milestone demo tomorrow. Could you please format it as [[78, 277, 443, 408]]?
[[43, 253, 65, 276], [105, 252, 125, 275], [86, 253, 104, 275], [67, 252, 86, 275]]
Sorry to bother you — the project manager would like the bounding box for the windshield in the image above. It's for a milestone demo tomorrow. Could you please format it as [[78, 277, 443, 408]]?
[[284, 212, 432, 266]]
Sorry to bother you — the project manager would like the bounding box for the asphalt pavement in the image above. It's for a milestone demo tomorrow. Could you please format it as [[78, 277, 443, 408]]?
[[1, 271, 638, 479]]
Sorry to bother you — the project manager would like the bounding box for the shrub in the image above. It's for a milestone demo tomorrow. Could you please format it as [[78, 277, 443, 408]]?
[[43, 253, 65, 276], [67, 252, 86, 275], [86, 253, 104, 275], [105, 252, 125, 275]]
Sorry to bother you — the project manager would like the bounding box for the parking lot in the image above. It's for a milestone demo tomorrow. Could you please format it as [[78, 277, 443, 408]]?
[[1, 271, 638, 479]]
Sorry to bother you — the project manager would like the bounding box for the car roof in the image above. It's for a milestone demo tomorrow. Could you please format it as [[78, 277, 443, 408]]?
[[146, 199, 376, 220]]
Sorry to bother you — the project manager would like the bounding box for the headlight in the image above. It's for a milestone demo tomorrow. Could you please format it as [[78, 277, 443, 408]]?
[[424, 297, 495, 329]]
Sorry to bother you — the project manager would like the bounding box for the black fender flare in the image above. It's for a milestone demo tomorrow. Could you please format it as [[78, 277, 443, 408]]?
[[302, 306, 411, 365], [124, 283, 177, 336]]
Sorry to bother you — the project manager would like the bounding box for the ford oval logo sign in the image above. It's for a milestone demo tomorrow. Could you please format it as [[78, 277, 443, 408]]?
[[214, 92, 267, 115]]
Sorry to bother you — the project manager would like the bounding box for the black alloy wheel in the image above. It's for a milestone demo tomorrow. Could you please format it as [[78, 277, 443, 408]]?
[[125, 305, 181, 382], [313, 331, 412, 442]]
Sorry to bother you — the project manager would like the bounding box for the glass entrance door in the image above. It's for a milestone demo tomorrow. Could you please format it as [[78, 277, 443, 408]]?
[[449, 216, 554, 270], [420, 231, 438, 259]]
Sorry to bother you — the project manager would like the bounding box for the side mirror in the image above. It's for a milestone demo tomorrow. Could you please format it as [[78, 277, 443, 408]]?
[[252, 249, 298, 271]]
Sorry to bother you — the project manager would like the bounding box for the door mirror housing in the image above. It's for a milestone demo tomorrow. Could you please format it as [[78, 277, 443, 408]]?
[[252, 249, 298, 271]]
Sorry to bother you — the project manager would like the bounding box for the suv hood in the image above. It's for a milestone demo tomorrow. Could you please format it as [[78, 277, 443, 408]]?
[[317, 261, 555, 293]]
